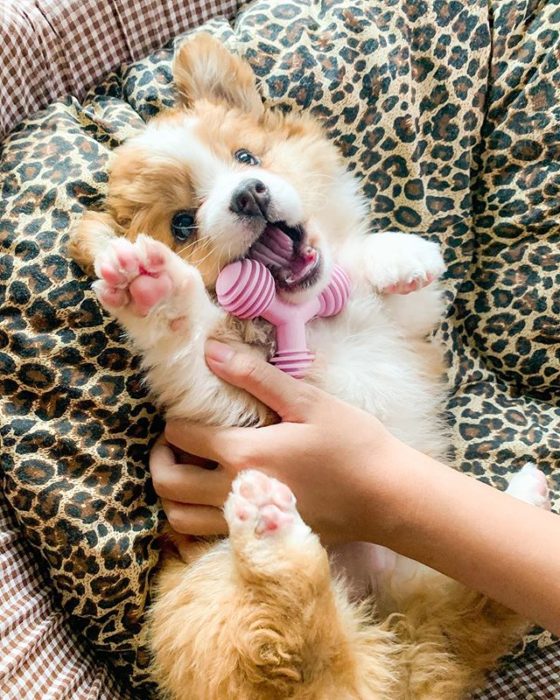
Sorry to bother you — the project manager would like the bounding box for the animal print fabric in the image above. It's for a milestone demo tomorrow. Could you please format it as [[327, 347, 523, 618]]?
[[0, 0, 558, 692]]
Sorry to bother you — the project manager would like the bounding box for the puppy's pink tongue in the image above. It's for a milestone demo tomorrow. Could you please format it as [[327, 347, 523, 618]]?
[[278, 248, 318, 285], [248, 224, 319, 286], [249, 226, 293, 267]]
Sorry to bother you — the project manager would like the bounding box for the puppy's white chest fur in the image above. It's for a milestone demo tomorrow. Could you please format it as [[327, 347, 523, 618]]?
[[304, 291, 449, 601], [307, 292, 448, 460]]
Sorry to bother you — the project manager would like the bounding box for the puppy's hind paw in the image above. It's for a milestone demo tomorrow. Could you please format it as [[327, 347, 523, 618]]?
[[506, 463, 551, 510], [224, 470, 310, 542], [225, 471, 330, 591]]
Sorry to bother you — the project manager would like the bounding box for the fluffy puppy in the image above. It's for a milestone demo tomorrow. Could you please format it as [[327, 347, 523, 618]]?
[[70, 34, 549, 700]]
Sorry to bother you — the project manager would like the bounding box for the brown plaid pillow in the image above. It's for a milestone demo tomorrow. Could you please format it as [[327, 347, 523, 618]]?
[[0, 0, 241, 138]]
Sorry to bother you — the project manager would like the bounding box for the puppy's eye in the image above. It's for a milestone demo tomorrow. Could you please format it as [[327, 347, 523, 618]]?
[[171, 211, 196, 242], [234, 149, 260, 166]]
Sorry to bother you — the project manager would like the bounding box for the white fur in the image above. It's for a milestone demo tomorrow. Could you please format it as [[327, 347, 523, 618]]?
[[134, 115, 306, 264], [506, 463, 550, 509], [93, 128, 456, 601], [134, 116, 223, 190], [199, 166, 305, 261]]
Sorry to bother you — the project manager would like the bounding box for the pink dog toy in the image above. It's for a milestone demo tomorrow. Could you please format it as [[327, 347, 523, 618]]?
[[216, 259, 350, 378]]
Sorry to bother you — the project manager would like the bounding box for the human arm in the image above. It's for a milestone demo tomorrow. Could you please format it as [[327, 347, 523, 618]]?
[[151, 340, 560, 634]]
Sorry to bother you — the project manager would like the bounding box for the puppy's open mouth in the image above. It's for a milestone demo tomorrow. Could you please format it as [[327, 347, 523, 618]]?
[[247, 222, 321, 291]]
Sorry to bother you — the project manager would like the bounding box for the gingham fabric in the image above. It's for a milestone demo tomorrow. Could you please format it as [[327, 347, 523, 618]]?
[[0, 488, 131, 699], [474, 644, 560, 699], [0, 0, 240, 138]]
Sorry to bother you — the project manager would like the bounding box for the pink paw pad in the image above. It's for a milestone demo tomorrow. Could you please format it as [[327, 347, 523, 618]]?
[[383, 273, 435, 295], [128, 273, 173, 316], [255, 504, 294, 535], [225, 470, 298, 538], [94, 235, 173, 315], [94, 283, 129, 309]]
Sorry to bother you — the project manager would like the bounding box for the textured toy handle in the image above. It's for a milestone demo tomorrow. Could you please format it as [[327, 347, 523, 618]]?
[[216, 259, 350, 378], [318, 265, 351, 316], [215, 258, 275, 319]]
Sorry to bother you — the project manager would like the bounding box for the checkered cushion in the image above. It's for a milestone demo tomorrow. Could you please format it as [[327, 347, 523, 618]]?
[[474, 644, 560, 699], [0, 0, 240, 137]]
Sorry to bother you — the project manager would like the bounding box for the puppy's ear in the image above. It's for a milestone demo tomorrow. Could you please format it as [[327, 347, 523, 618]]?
[[173, 33, 263, 117]]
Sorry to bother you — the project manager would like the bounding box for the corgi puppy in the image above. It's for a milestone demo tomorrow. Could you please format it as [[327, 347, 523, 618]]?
[[70, 34, 549, 700]]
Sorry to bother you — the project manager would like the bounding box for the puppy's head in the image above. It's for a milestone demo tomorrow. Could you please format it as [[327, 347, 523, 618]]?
[[104, 34, 350, 299]]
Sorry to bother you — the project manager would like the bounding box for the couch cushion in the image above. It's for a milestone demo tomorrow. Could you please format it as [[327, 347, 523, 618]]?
[[0, 0, 240, 138], [1, 0, 558, 691]]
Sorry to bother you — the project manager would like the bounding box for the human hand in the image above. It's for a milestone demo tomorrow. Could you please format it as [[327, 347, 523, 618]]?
[[150, 340, 397, 543], [153, 342, 560, 634]]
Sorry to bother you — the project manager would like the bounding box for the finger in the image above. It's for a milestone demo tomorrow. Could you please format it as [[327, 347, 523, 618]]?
[[150, 431, 215, 468], [176, 452, 216, 469], [151, 462, 231, 507], [161, 500, 227, 537], [164, 421, 247, 464], [149, 434, 176, 472], [205, 340, 314, 421]]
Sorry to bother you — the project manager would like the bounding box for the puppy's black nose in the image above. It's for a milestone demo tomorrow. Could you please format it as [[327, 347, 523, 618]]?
[[230, 179, 270, 218]]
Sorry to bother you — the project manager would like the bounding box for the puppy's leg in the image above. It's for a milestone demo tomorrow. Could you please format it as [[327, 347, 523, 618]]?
[[225, 470, 400, 699], [92, 234, 265, 424], [151, 471, 399, 700], [393, 465, 550, 699], [68, 211, 122, 276], [339, 232, 446, 336]]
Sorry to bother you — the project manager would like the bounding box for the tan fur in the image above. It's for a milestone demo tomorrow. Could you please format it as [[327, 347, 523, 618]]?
[[173, 33, 265, 116], [390, 573, 527, 698], [149, 533, 400, 699], [68, 210, 121, 276], [70, 34, 532, 699]]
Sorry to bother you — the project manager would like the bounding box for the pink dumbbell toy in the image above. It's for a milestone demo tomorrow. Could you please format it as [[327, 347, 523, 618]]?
[[216, 259, 351, 378]]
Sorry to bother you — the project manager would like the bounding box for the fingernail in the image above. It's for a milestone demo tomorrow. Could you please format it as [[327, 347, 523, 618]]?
[[205, 339, 235, 364]]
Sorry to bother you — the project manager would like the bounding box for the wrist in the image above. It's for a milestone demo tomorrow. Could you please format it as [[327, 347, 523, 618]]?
[[357, 434, 447, 548]]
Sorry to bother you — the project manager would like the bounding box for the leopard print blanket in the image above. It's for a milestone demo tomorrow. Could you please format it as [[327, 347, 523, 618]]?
[[0, 0, 558, 691]]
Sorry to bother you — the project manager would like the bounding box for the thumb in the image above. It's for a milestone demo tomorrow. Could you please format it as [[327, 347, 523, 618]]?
[[205, 340, 312, 421]]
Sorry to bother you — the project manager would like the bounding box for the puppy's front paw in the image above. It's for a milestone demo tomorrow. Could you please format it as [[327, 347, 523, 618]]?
[[93, 234, 195, 317], [365, 232, 445, 295]]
